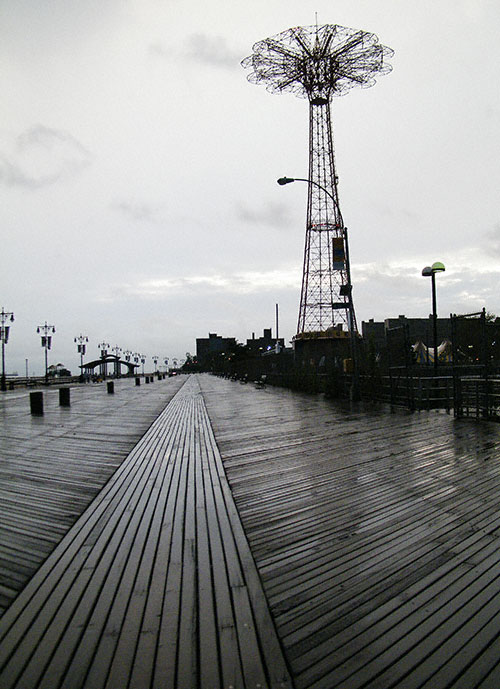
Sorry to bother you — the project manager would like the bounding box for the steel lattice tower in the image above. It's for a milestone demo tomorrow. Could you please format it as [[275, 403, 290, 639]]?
[[242, 24, 393, 337]]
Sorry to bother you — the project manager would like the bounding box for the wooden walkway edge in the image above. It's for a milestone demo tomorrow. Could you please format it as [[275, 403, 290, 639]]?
[[0, 376, 292, 689]]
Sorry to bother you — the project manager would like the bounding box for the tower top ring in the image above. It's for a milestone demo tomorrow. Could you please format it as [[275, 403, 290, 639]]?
[[241, 24, 393, 102]]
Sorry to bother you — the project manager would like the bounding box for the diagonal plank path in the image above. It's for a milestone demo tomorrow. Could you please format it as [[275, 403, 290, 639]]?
[[0, 375, 185, 615], [0, 376, 292, 689]]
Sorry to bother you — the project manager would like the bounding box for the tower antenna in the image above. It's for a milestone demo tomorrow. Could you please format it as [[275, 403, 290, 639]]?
[[242, 24, 393, 337]]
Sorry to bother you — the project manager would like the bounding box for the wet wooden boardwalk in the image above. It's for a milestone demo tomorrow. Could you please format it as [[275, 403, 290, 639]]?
[[0, 376, 291, 689], [1, 373, 500, 688], [0, 375, 185, 615], [199, 375, 500, 689]]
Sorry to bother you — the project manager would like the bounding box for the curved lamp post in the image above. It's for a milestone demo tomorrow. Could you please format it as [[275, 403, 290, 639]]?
[[422, 262, 445, 373], [1, 308, 15, 391], [277, 176, 359, 399]]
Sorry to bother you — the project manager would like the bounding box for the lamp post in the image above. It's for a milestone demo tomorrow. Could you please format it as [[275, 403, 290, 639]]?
[[152, 356, 159, 374], [140, 354, 146, 376], [123, 350, 132, 376], [98, 341, 110, 379], [37, 322, 56, 384], [74, 334, 88, 382], [277, 176, 359, 399], [111, 345, 121, 377], [422, 262, 445, 373], [1, 307, 15, 391]]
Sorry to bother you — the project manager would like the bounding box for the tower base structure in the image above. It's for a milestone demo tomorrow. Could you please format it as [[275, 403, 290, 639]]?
[[293, 328, 354, 373]]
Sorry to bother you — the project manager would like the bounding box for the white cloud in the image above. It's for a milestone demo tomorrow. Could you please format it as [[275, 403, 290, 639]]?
[[119, 267, 300, 299]]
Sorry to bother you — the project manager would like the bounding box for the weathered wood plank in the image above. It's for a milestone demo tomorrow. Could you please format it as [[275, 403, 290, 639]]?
[[0, 375, 292, 689], [0, 377, 185, 616], [199, 374, 500, 689]]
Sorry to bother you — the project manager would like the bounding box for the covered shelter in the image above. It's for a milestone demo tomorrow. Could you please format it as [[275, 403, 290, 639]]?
[[80, 355, 138, 378]]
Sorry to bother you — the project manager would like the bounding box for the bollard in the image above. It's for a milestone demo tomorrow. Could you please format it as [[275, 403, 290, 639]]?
[[30, 391, 44, 415], [150, 376, 154, 383], [107, 381, 114, 394], [145, 376, 150, 384], [135, 377, 140, 386], [59, 387, 70, 407]]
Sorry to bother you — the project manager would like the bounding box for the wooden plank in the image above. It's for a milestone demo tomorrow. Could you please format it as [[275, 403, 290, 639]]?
[[199, 373, 500, 689], [0, 377, 185, 616], [0, 375, 291, 688]]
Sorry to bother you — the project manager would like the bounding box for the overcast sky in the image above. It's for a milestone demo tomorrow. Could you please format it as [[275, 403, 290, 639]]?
[[1, 0, 499, 375]]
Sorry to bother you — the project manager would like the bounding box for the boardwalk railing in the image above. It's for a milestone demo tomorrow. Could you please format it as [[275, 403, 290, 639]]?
[[455, 377, 500, 420], [358, 372, 453, 412]]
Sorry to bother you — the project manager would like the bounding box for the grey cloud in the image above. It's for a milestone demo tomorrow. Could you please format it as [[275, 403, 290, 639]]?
[[184, 33, 241, 68], [0, 125, 91, 189], [149, 33, 241, 69], [114, 201, 161, 224], [148, 42, 173, 58], [487, 223, 500, 255], [237, 201, 292, 229]]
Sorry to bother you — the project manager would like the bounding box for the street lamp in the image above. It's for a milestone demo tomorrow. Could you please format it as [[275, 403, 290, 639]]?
[[1, 307, 15, 392], [132, 352, 139, 375], [98, 341, 110, 379], [277, 175, 359, 399], [37, 322, 56, 384], [74, 334, 88, 382], [111, 344, 122, 377], [152, 355, 159, 373], [140, 354, 146, 376], [422, 262, 445, 373]]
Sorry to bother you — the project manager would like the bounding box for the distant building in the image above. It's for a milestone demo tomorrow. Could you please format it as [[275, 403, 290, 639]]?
[[246, 328, 285, 354], [362, 315, 452, 349], [196, 333, 237, 366]]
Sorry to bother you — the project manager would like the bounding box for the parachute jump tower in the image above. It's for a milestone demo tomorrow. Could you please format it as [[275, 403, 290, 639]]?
[[242, 24, 393, 339]]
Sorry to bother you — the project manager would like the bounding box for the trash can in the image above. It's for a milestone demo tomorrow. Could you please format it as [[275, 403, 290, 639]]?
[[59, 387, 70, 407], [30, 391, 44, 415]]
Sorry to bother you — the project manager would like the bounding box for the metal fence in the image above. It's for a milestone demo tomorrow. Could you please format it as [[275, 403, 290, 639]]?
[[360, 310, 500, 420]]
